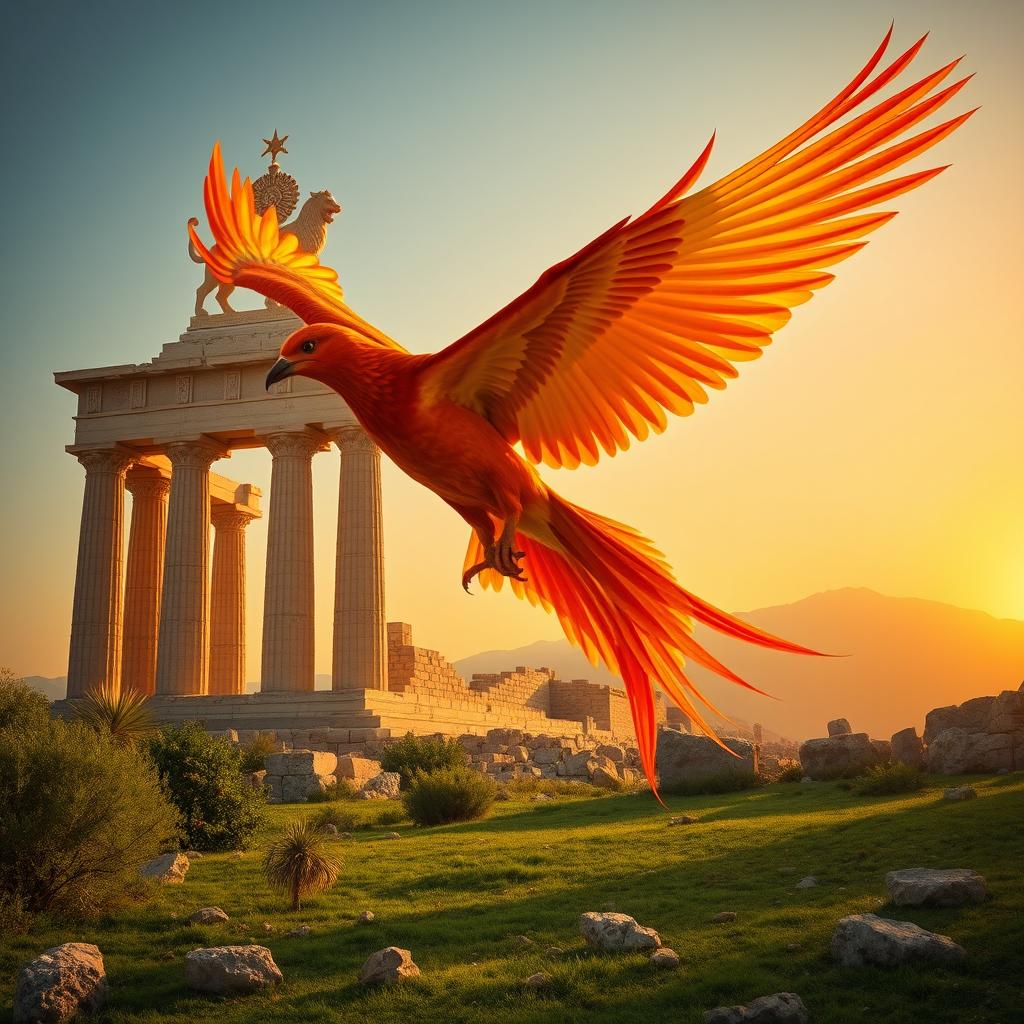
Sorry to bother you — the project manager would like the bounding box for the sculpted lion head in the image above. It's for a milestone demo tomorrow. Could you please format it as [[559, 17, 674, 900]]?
[[309, 189, 342, 223]]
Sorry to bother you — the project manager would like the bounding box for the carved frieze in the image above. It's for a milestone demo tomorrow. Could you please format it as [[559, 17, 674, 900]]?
[[175, 375, 193, 404], [130, 380, 147, 409], [224, 371, 241, 401], [84, 385, 102, 414]]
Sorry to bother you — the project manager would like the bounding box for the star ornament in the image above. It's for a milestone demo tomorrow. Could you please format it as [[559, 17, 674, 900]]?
[[261, 130, 289, 163]]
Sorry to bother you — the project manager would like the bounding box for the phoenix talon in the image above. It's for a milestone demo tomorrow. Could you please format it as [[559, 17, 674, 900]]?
[[188, 27, 974, 797]]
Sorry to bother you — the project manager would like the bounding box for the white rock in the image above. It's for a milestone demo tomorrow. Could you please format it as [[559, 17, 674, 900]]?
[[359, 772, 402, 800], [140, 852, 189, 884], [358, 946, 421, 985], [703, 992, 809, 1023], [580, 911, 661, 951], [885, 868, 987, 907], [650, 947, 681, 968], [523, 971, 553, 989], [189, 906, 229, 925], [795, 876, 817, 889], [358, 910, 375, 924], [13, 943, 107, 1024], [831, 913, 966, 968], [943, 785, 977, 802], [184, 945, 282, 994]]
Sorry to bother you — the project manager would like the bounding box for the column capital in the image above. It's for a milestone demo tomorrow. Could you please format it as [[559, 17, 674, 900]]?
[[163, 437, 229, 471], [211, 505, 259, 531], [125, 470, 171, 501], [329, 423, 378, 456], [265, 429, 328, 460], [72, 446, 136, 477]]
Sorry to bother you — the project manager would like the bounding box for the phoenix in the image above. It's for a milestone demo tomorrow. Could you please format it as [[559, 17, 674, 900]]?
[[189, 28, 973, 796]]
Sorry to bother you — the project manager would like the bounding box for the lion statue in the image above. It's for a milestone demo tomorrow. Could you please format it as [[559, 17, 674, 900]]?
[[188, 189, 342, 316]]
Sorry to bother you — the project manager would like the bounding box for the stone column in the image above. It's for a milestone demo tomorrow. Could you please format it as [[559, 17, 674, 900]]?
[[209, 506, 257, 695], [155, 439, 226, 696], [121, 469, 170, 696], [331, 424, 387, 691], [66, 447, 135, 698], [260, 430, 322, 692]]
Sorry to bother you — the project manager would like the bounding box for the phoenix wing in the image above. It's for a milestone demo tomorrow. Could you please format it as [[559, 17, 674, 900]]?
[[421, 28, 974, 468]]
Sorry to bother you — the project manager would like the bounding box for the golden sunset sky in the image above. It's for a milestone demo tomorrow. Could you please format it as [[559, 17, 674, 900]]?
[[0, 0, 1020, 681]]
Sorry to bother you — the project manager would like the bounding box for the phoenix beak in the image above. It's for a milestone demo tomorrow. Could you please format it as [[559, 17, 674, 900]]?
[[265, 358, 295, 390]]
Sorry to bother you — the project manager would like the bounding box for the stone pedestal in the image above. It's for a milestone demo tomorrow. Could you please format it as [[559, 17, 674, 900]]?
[[209, 507, 257, 695], [66, 448, 135, 697], [121, 470, 170, 695], [331, 425, 387, 691], [155, 439, 226, 696], [261, 431, 322, 692]]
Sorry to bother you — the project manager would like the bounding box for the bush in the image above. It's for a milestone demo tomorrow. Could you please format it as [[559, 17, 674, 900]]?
[[497, 776, 605, 800], [855, 762, 924, 796], [263, 818, 340, 910], [0, 668, 50, 732], [0, 718, 179, 918], [239, 732, 278, 775], [381, 733, 467, 788], [70, 686, 157, 745], [402, 767, 497, 826], [661, 770, 767, 797], [310, 805, 357, 832], [305, 778, 357, 802], [776, 763, 806, 784], [145, 722, 266, 851]]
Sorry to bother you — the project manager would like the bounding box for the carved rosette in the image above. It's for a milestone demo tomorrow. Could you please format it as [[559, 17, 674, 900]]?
[[253, 165, 299, 221]]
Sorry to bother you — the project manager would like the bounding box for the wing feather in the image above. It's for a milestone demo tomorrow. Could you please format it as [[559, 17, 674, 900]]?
[[420, 30, 974, 468]]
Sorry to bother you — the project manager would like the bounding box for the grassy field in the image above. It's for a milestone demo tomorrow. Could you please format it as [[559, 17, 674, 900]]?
[[2, 774, 1022, 1023]]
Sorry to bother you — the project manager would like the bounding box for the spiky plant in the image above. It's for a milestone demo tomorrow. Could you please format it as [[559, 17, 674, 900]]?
[[71, 686, 157, 746], [263, 818, 341, 911]]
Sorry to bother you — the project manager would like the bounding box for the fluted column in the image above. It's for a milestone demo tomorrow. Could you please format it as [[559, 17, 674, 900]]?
[[331, 424, 387, 691], [155, 439, 226, 696], [67, 447, 135, 698], [261, 430, 321, 692], [121, 470, 170, 695], [209, 506, 257, 695]]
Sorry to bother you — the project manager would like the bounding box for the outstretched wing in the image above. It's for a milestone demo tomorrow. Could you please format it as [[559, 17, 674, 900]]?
[[188, 143, 405, 352], [420, 28, 975, 469]]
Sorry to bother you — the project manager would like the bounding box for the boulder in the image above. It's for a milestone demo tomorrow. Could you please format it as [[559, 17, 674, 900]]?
[[531, 746, 563, 765], [798, 733, 878, 780], [265, 749, 337, 776], [885, 868, 988, 907], [703, 992, 809, 1024], [359, 772, 401, 800], [650, 947, 680, 968], [358, 946, 421, 985], [563, 751, 598, 777], [943, 785, 977, 801], [870, 739, 892, 762], [926, 728, 1013, 774], [358, 910, 375, 924], [890, 728, 924, 768], [655, 730, 756, 788], [281, 772, 335, 802], [13, 943, 107, 1024], [831, 914, 966, 968], [924, 698, 996, 744], [487, 727, 525, 747], [189, 906, 229, 925], [596, 744, 625, 763], [827, 718, 852, 737], [140, 852, 189, 884], [923, 705, 960, 745], [523, 972, 552, 989], [591, 765, 622, 790], [184, 945, 282, 994], [984, 689, 1024, 734], [580, 911, 661, 951], [795, 876, 817, 889], [335, 754, 383, 786]]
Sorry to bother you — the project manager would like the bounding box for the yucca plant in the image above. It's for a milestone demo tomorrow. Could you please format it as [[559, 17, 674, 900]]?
[[263, 818, 341, 910], [71, 686, 157, 746]]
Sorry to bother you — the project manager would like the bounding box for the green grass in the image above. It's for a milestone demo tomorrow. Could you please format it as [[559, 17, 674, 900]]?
[[2, 775, 1022, 1023]]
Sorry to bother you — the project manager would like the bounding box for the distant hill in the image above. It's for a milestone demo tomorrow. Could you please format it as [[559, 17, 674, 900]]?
[[21, 676, 66, 701], [453, 588, 1024, 741]]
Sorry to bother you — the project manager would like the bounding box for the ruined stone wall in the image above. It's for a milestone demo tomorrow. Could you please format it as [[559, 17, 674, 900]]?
[[468, 666, 553, 712], [549, 677, 640, 736]]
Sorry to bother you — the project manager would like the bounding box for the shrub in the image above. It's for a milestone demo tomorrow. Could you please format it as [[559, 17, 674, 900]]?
[[497, 776, 604, 800], [310, 805, 357, 832], [0, 719, 179, 918], [305, 778, 357, 802], [375, 806, 407, 827], [239, 732, 278, 775], [70, 685, 157, 745], [0, 668, 50, 732], [381, 733, 467, 788], [661, 770, 767, 797], [402, 767, 497, 826], [776, 763, 806, 784], [263, 818, 340, 910], [855, 762, 924, 796], [145, 722, 266, 851]]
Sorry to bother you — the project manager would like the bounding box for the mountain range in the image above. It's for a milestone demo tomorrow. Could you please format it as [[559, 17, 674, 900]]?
[[22, 589, 1023, 743]]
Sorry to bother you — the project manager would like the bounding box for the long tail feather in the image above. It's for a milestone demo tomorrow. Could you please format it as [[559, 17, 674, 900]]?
[[466, 492, 820, 800]]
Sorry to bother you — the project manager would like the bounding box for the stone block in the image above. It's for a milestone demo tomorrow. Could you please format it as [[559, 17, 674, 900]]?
[[889, 727, 924, 768], [827, 718, 852, 736], [657, 730, 756, 787], [926, 728, 1013, 774], [265, 750, 337, 776], [798, 733, 878, 780]]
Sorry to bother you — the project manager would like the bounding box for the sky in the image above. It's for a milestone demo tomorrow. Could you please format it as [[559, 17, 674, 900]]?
[[0, 0, 1021, 682]]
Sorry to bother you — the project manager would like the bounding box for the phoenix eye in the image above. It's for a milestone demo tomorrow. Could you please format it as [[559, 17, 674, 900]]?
[[301, 339, 317, 354]]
